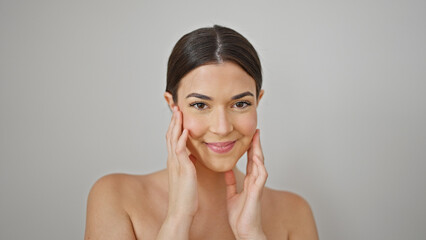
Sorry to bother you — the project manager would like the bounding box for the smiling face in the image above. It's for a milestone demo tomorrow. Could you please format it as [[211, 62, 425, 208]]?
[[165, 61, 263, 172]]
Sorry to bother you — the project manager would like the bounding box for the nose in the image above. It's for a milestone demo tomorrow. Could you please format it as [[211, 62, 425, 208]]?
[[209, 108, 233, 137]]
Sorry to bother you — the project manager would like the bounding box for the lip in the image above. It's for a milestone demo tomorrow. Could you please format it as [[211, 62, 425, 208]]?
[[205, 141, 236, 154]]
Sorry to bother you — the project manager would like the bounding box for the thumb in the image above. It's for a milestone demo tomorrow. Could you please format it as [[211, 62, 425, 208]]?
[[224, 170, 237, 199], [189, 154, 197, 165]]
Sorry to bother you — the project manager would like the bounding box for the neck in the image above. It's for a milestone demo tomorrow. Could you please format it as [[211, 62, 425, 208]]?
[[194, 161, 245, 211]]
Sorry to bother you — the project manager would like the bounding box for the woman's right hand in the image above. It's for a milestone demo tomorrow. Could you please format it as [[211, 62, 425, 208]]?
[[166, 106, 198, 218], [157, 106, 198, 239]]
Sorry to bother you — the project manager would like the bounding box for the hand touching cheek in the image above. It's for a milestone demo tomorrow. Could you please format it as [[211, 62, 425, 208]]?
[[225, 129, 268, 240]]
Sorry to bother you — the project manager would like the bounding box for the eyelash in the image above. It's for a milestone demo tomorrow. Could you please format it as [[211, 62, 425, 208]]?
[[189, 102, 209, 110], [189, 101, 252, 111], [233, 101, 252, 109]]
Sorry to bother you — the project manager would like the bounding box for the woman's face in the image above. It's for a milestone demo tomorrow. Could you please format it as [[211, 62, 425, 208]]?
[[166, 61, 263, 172]]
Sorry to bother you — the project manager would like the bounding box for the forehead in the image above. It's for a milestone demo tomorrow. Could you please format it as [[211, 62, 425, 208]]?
[[177, 62, 256, 98]]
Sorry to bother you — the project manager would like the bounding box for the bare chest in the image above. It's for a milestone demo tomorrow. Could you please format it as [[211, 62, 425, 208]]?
[[125, 176, 289, 239], [127, 197, 288, 240]]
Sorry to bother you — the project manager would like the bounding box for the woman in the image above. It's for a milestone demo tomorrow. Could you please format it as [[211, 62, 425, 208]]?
[[85, 25, 318, 240]]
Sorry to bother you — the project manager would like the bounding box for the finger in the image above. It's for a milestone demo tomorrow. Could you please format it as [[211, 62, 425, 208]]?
[[252, 129, 264, 163], [245, 158, 266, 202], [246, 144, 254, 175], [189, 154, 197, 165], [166, 107, 177, 151], [171, 109, 183, 149], [253, 156, 268, 187], [224, 170, 237, 199], [246, 130, 256, 175], [166, 108, 176, 139], [175, 128, 189, 161], [243, 172, 250, 192], [252, 156, 259, 180], [166, 113, 177, 171]]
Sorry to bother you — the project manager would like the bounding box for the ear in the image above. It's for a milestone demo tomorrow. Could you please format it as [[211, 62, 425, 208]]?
[[256, 89, 264, 107], [164, 92, 177, 111]]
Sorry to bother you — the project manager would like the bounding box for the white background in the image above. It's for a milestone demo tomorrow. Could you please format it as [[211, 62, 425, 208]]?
[[1, 0, 425, 239]]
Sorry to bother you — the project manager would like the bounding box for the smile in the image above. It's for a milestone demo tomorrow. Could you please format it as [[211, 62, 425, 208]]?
[[205, 141, 236, 154]]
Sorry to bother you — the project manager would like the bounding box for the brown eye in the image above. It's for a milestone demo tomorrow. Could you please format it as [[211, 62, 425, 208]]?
[[233, 101, 252, 109], [190, 102, 208, 110]]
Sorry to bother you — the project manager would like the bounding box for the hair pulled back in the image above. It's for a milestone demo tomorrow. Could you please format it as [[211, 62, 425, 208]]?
[[166, 25, 262, 102]]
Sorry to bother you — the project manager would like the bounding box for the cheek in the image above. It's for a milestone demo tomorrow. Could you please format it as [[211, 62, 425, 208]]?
[[182, 113, 207, 138], [236, 111, 258, 136]]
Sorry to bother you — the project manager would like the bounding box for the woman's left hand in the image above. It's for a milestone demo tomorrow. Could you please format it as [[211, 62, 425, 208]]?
[[225, 129, 268, 240]]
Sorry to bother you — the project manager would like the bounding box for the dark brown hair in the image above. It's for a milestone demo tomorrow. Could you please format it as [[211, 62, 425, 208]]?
[[166, 25, 262, 102]]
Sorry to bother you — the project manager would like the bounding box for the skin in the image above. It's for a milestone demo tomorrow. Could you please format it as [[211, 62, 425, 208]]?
[[84, 61, 319, 240]]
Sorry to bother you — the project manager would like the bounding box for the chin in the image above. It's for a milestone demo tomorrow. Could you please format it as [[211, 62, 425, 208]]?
[[191, 149, 246, 172], [200, 162, 237, 173], [201, 157, 239, 172]]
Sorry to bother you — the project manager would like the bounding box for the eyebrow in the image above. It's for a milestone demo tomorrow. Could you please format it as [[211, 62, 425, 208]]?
[[185, 93, 212, 100], [185, 91, 254, 100], [231, 91, 254, 100]]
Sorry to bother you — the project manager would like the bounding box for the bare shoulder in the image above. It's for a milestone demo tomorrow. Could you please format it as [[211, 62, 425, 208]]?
[[84, 174, 138, 240], [87, 170, 167, 205], [89, 173, 139, 195], [87, 173, 146, 208], [264, 187, 313, 218], [263, 187, 319, 240], [84, 171, 167, 240]]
